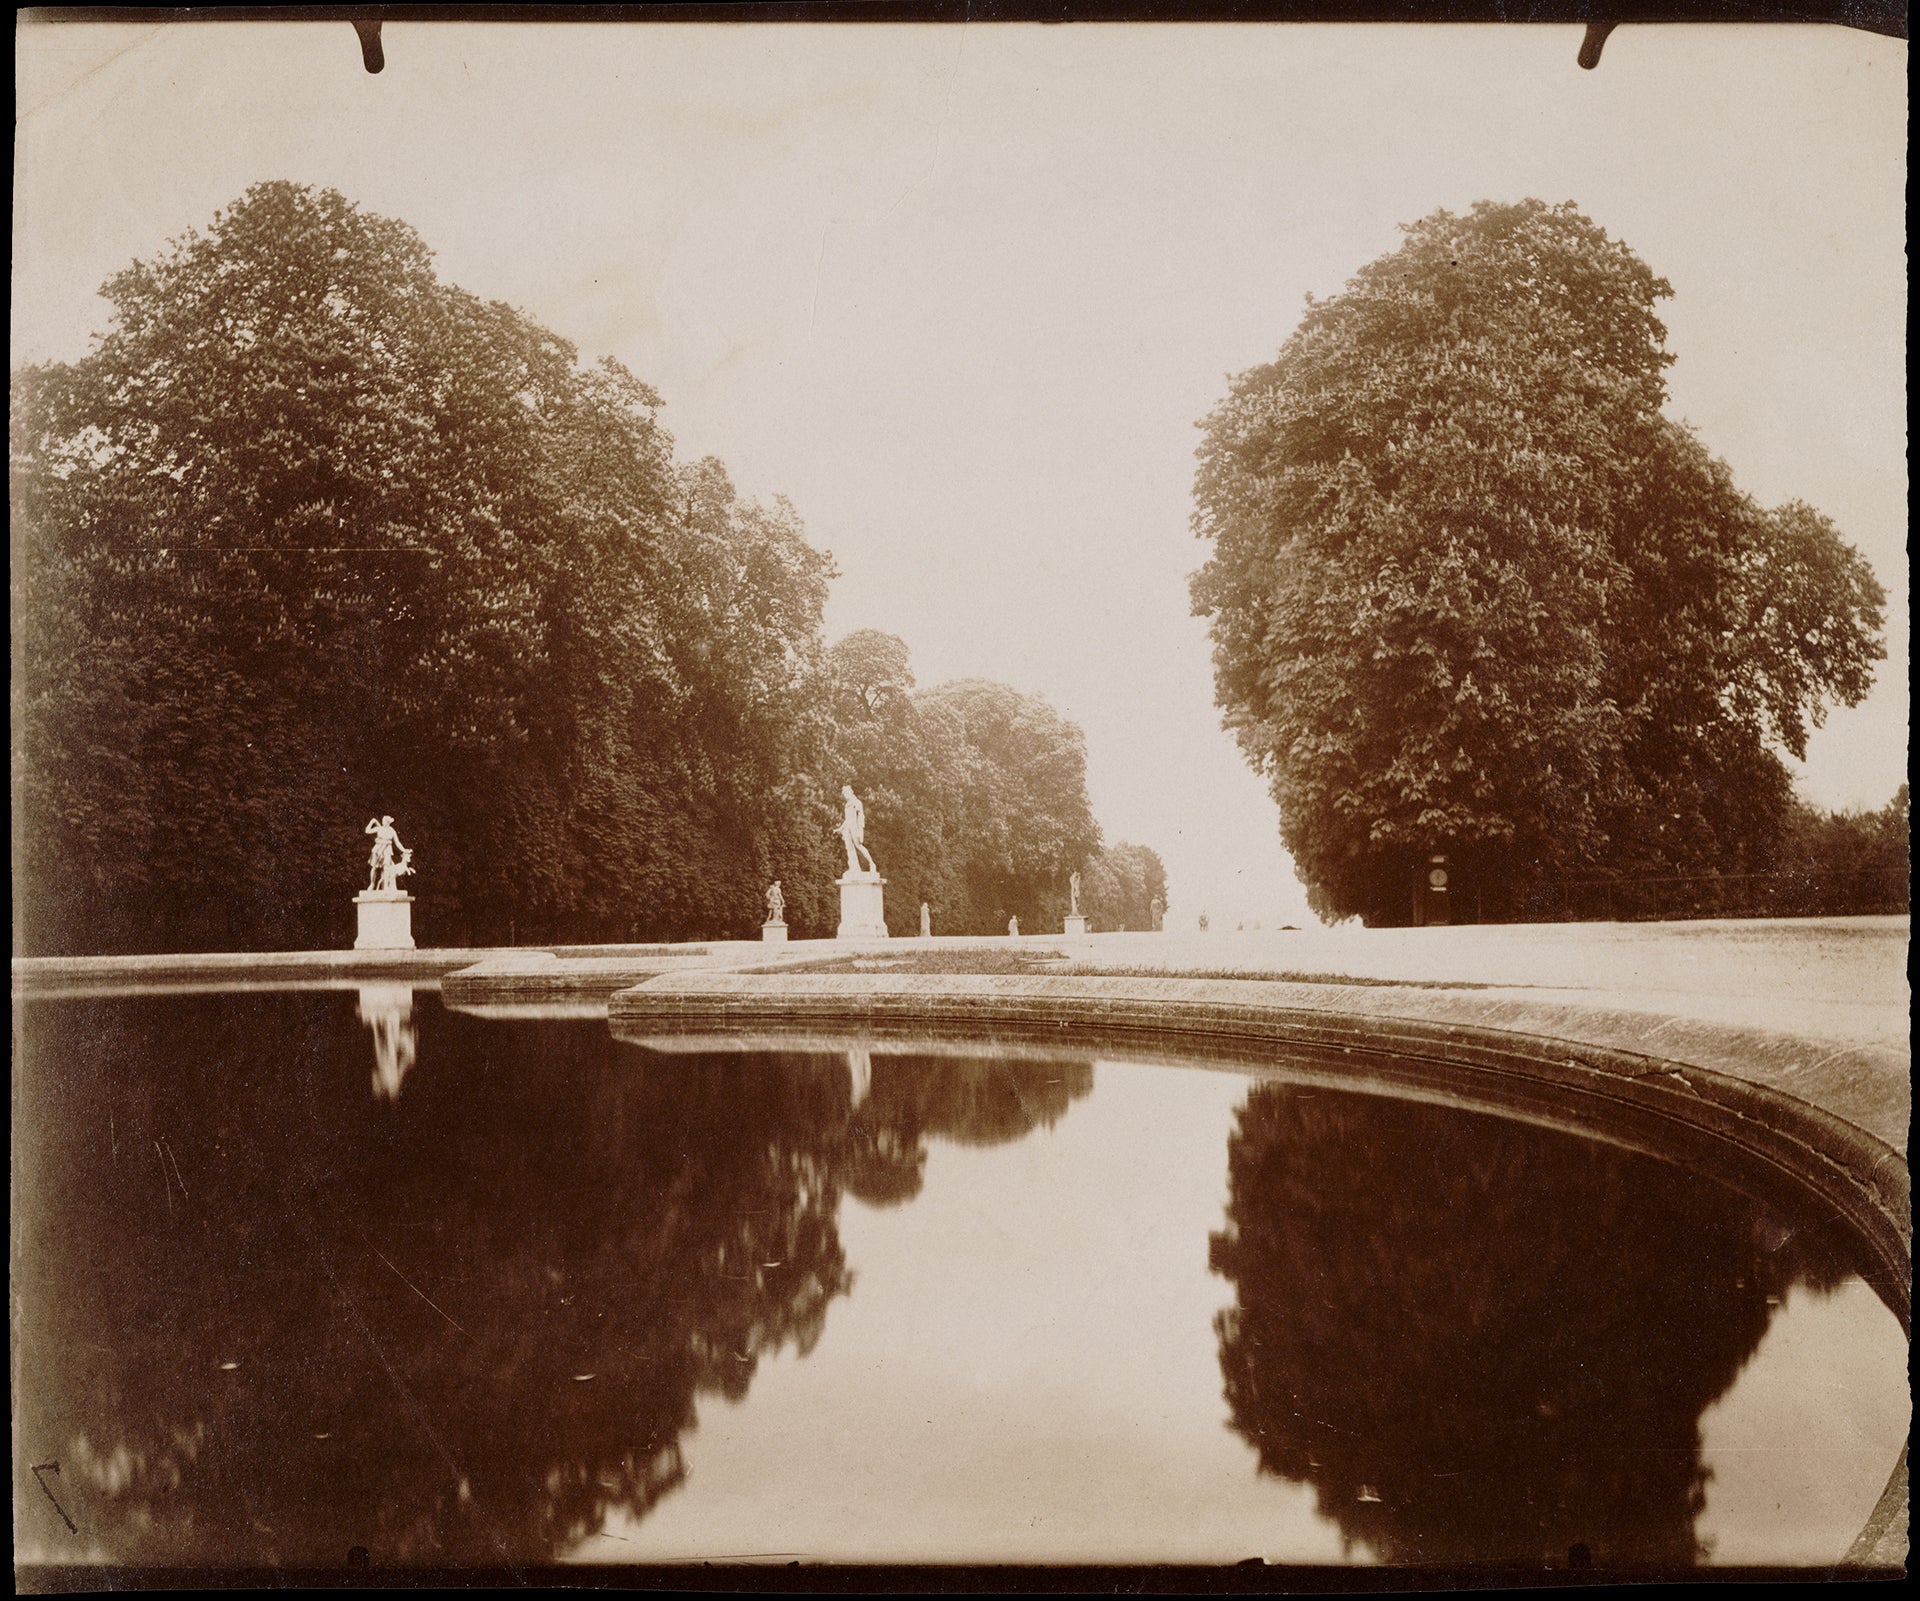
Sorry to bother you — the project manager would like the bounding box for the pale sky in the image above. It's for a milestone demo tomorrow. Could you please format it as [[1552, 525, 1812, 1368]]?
[[13, 19, 1908, 927]]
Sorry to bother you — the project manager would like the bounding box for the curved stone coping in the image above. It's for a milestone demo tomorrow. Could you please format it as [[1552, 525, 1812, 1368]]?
[[610, 971, 1911, 1324], [439, 944, 768, 1006], [12, 948, 503, 994]]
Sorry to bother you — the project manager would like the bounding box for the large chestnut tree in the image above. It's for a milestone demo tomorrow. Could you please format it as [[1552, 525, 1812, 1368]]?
[[1189, 200, 1885, 923]]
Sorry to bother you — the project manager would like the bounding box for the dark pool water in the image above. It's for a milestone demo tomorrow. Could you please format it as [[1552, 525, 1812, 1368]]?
[[11, 988, 1907, 1570]]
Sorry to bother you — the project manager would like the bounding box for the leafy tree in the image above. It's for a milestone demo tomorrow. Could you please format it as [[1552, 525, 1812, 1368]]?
[[818, 639, 1119, 937], [11, 183, 836, 952], [1190, 199, 1886, 924], [914, 678, 1103, 933], [1079, 841, 1169, 931], [1767, 784, 1910, 915], [821, 630, 969, 934]]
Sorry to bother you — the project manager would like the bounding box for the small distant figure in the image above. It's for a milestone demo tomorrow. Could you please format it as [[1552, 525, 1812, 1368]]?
[[1197, 911, 1209, 933], [1150, 895, 1164, 931], [1068, 870, 1081, 916], [838, 785, 879, 875], [1008, 915, 1020, 937], [364, 815, 412, 893], [920, 901, 932, 938], [766, 880, 785, 923]]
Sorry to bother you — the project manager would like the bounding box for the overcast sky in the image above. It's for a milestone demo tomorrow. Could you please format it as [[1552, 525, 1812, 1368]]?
[[13, 18, 1907, 926]]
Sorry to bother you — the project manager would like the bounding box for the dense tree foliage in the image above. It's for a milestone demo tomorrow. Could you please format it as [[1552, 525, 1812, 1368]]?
[[1210, 1083, 1854, 1566], [1769, 784, 1910, 915], [1079, 841, 1169, 931], [1190, 199, 1887, 924], [12, 185, 1147, 953], [14, 993, 1093, 1563], [914, 677, 1103, 933], [12, 183, 839, 951], [821, 633, 1109, 935]]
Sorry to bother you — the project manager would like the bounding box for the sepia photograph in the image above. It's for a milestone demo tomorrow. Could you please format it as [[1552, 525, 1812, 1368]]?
[[11, 3, 1909, 1588]]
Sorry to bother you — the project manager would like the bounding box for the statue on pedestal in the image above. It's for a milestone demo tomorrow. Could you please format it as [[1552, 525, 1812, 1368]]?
[[838, 785, 879, 875], [1150, 894, 1165, 931], [354, 815, 417, 949], [920, 901, 932, 938], [364, 815, 413, 893], [1069, 871, 1082, 916], [766, 880, 786, 923]]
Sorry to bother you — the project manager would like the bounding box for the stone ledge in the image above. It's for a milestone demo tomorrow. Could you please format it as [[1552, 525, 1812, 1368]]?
[[12, 948, 503, 993]]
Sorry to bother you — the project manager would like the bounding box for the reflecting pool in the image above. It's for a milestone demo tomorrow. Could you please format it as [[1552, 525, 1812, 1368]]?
[[11, 989, 1908, 1570]]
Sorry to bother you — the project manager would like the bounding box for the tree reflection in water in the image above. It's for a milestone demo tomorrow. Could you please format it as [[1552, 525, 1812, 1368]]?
[[1209, 1083, 1855, 1568], [13, 994, 1091, 1566]]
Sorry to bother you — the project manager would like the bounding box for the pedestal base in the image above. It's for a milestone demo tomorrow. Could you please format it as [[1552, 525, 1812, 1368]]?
[[836, 872, 889, 940], [1063, 914, 1089, 936], [762, 920, 788, 943], [353, 891, 416, 950]]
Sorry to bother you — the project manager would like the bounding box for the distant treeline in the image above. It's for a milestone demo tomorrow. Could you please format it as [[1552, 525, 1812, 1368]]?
[[10, 182, 1164, 954], [1518, 788, 1909, 923]]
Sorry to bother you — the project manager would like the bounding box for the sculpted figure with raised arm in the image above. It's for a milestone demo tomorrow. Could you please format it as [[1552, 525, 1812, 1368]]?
[[364, 815, 413, 894]]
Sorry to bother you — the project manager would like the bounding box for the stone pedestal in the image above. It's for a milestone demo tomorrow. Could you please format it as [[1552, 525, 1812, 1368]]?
[[353, 891, 416, 950], [762, 920, 788, 943], [1063, 914, 1089, 937], [835, 872, 889, 941]]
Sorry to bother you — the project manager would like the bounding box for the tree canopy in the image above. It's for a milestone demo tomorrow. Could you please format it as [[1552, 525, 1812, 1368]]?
[[1079, 841, 1169, 931], [11, 184, 1151, 952], [1189, 199, 1886, 924], [821, 634, 1111, 935]]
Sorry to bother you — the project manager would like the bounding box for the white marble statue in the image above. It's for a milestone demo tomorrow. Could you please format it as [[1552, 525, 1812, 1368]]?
[[838, 785, 879, 875], [1008, 915, 1020, 937], [920, 901, 932, 938], [766, 880, 786, 923], [1069, 871, 1081, 916], [364, 815, 414, 894]]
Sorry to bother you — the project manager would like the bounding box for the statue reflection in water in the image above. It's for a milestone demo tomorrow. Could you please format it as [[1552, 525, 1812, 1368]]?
[[355, 983, 419, 1100], [1209, 1083, 1854, 1569], [846, 1046, 873, 1111]]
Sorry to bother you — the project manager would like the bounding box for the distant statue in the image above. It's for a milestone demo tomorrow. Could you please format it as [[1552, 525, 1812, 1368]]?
[[1069, 871, 1082, 916], [1197, 911, 1209, 933], [364, 815, 413, 894], [838, 785, 878, 875], [1008, 915, 1020, 937], [1150, 895, 1164, 931], [920, 901, 932, 938], [766, 880, 786, 923]]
